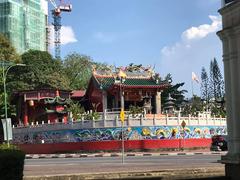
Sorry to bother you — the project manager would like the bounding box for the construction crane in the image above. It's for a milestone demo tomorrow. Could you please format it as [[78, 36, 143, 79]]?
[[49, 0, 72, 59]]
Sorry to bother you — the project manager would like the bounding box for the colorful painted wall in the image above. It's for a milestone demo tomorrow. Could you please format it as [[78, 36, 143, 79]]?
[[13, 125, 227, 144]]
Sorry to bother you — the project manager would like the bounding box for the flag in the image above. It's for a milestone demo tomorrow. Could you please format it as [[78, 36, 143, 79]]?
[[192, 72, 199, 83]]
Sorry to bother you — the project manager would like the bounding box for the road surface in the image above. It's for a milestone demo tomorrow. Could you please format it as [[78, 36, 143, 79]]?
[[24, 154, 224, 176]]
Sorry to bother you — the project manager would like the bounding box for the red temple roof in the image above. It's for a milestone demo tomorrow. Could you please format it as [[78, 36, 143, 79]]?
[[71, 90, 86, 98]]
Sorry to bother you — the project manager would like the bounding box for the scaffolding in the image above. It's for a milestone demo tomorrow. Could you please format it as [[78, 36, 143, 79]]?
[[0, 0, 48, 54]]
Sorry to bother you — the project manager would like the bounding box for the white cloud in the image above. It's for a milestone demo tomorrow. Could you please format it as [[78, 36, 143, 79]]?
[[161, 43, 181, 57], [182, 15, 222, 41], [161, 15, 221, 57], [61, 26, 78, 45], [159, 15, 223, 97], [49, 25, 77, 48]]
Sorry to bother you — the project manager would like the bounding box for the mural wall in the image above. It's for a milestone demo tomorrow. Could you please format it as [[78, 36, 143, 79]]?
[[13, 125, 227, 144]]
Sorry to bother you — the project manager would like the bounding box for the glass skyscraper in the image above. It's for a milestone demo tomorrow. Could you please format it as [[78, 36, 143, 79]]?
[[0, 0, 48, 54]]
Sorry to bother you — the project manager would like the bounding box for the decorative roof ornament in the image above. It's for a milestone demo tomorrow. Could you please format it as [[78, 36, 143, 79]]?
[[93, 63, 164, 82], [92, 64, 114, 76], [126, 63, 142, 72], [92, 65, 97, 75], [118, 69, 127, 79], [44, 90, 70, 105]]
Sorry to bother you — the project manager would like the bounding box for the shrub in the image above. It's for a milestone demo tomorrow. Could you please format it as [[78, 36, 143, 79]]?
[[0, 144, 25, 180], [67, 100, 85, 120], [129, 105, 143, 117], [85, 111, 100, 120]]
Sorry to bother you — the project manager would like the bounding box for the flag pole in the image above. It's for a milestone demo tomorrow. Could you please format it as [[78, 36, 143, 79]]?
[[191, 79, 194, 97]]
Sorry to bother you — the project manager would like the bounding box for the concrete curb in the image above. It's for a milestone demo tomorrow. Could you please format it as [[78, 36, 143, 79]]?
[[23, 167, 226, 180], [25, 151, 227, 159]]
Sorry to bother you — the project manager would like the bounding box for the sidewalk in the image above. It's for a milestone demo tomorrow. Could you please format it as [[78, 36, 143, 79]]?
[[23, 167, 226, 180]]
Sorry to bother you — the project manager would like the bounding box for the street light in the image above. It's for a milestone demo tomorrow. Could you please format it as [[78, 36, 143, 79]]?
[[1, 62, 26, 146], [117, 70, 126, 164]]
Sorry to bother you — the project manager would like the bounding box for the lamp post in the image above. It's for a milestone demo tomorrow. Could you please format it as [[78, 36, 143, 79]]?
[[118, 70, 126, 164], [1, 62, 26, 146], [120, 83, 125, 164]]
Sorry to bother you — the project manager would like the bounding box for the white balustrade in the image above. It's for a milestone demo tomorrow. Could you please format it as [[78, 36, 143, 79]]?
[[13, 111, 227, 135]]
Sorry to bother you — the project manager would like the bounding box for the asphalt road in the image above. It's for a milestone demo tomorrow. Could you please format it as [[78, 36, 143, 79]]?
[[24, 154, 224, 176]]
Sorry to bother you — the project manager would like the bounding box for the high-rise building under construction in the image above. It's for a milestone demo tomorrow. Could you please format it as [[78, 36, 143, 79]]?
[[0, 0, 48, 54]]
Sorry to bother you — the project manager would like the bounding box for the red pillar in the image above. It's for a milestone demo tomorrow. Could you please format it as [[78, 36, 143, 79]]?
[[63, 116, 67, 124], [24, 102, 29, 126]]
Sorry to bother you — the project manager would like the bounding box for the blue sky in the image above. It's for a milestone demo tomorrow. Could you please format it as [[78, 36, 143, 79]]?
[[49, 0, 223, 97]]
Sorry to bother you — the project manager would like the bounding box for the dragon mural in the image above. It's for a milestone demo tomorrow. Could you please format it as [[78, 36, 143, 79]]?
[[13, 125, 227, 144]]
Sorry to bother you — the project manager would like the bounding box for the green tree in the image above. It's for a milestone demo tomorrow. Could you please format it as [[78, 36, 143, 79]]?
[[161, 74, 187, 111], [67, 100, 85, 120], [209, 58, 224, 100], [0, 34, 21, 118], [200, 67, 210, 104], [63, 53, 93, 90], [10, 50, 70, 91], [0, 33, 20, 63], [182, 96, 203, 116], [62, 52, 110, 90]]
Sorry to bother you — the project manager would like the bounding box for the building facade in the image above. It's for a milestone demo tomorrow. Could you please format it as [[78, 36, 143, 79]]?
[[12, 89, 71, 126], [0, 0, 48, 54], [86, 65, 169, 113]]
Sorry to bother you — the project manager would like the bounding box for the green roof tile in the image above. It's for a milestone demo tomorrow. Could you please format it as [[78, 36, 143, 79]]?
[[94, 76, 166, 90]]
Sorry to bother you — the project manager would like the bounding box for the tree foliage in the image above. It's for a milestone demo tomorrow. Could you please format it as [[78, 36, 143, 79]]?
[[62, 53, 93, 90], [0, 34, 21, 118], [161, 74, 187, 111], [9, 50, 70, 91], [181, 96, 203, 116], [62, 52, 110, 90], [209, 58, 224, 100], [199, 58, 226, 116], [200, 67, 210, 103], [67, 100, 85, 120], [0, 33, 20, 63]]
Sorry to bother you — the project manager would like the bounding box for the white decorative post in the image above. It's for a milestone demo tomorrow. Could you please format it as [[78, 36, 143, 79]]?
[[153, 114, 156, 126], [166, 114, 169, 125], [197, 114, 200, 125], [188, 114, 191, 126], [140, 115, 143, 126], [177, 111, 180, 125]]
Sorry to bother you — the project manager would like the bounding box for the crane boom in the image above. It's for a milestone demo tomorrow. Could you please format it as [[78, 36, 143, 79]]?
[[49, 0, 57, 9], [49, 0, 72, 59]]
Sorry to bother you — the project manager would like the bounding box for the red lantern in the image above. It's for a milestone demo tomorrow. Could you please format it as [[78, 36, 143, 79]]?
[[29, 100, 34, 106]]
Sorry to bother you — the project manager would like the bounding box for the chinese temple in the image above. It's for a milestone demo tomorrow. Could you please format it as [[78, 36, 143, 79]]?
[[12, 89, 71, 126], [85, 64, 170, 113], [10, 65, 170, 126]]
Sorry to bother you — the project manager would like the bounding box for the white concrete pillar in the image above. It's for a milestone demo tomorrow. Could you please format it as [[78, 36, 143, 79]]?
[[218, 2, 240, 178], [155, 91, 161, 114]]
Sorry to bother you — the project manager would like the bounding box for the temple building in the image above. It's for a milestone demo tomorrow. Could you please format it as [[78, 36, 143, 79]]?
[[85, 65, 170, 113], [12, 89, 71, 126], [10, 65, 170, 125]]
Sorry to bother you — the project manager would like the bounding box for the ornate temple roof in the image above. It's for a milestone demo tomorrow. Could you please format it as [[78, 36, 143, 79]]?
[[91, 64, 170, 90]]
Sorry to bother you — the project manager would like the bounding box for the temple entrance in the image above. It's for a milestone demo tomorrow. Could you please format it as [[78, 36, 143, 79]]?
[[124, 100, 144, 110]]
